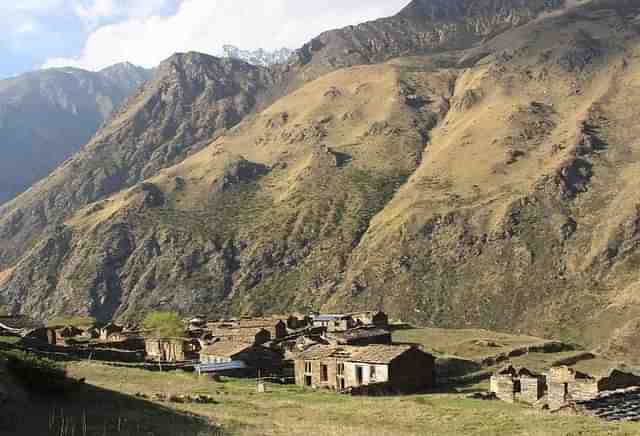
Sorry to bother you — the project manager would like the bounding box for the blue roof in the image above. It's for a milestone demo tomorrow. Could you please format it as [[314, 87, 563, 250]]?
[[196, 361, 248, 373]]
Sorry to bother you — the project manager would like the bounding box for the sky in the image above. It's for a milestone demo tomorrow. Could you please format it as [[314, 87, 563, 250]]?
[[0, 0, 410, 78]]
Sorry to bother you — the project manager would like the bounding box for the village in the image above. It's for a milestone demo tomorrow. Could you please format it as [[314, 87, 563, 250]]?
[[2, 310, 640, 427]]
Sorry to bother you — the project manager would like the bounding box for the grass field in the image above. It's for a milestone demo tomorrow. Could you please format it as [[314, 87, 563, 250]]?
[[61, 362, 640, 436]]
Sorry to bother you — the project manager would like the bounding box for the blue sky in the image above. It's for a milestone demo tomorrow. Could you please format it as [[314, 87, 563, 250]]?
[[0, 0, 409, 79]]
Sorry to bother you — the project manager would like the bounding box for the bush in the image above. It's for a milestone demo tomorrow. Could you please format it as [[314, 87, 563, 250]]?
[[143, 311, 184, 338], [3, 350, 67, 392]]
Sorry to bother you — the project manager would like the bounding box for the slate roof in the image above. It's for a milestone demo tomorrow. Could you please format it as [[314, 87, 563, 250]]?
[[296, 344, 425, 364], [349, 345, 415, 364], [201, 341, 255, 358]]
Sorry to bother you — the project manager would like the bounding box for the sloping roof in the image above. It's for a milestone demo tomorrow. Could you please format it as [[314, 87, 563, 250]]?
[[201, 341, 255, 358], [296, 344, 424, 364], [210, 327, 270, 337], [349, 345, 415, 364]]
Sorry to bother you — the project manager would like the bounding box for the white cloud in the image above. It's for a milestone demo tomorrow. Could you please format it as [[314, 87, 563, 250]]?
[[44, 0, 409, 71]]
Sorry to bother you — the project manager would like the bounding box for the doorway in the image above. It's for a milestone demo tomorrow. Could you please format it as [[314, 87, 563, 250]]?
[[356, 366, 364, 385]]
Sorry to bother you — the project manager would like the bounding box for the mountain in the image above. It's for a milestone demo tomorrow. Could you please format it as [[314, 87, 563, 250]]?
[[3, 0, 640, 359], [0, 63, 151, 205], [0, 52, 274, 268], [222, 45, 293, 67]]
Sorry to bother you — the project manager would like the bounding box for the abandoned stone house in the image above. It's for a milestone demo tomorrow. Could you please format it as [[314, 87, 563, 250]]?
[[490, 365, 545, 404], [144, 338, 201, 362], [294, 344, 435, 392], [100, 323, 124, 341], [325, 327, 392, 346], [312, 314, 357, 332], [545, 366, 640, 410]]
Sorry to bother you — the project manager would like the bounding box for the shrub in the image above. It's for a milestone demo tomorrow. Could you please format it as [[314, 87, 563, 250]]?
[[143, 311, 184, 338]]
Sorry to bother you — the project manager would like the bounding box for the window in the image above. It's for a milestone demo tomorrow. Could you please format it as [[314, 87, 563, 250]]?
[[337, 363, 344, 376], [320, 364, 328, 382], [304, 361, 312, 374], [370, 366, 377, 381]]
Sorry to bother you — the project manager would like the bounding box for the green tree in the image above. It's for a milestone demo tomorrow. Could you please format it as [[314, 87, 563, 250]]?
[[143, 311, 185, 338]]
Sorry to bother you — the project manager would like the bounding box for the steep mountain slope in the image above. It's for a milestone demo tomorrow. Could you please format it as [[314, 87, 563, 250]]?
[[3, 0, 640, 356], [0, 63, 151, 205], [0, 53, 274, 267]]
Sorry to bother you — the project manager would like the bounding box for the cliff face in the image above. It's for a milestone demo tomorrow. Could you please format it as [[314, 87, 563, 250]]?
[[3, 0, 640, 357], [0, 63, 151, 205]]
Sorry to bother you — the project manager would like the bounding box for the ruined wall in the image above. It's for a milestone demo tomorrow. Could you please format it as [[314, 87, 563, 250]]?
[[518, 376, 544, 404], [491, 375, 516, 403]]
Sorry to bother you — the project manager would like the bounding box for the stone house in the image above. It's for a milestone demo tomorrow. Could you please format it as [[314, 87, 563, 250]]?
[[100, 323, 124, 341], [145, 338, 201, 362], [312, 314, 356, 332], [490, 365, 545, 404], [294, 344, 435, 392], [200, 341, 282, 369], [325, 327, 392, 346], [236, 318, 287, 339], [546, 366, 640, 410]]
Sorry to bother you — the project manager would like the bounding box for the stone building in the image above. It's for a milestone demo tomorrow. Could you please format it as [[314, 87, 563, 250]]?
[[325, 327, 392, 346], [294, 344, 435, 392], [200, 341, 282, 369], [145, 338, 201, 362], [490, 365, 545, 404], [546, 366, 640, 410], [236, 318, 287, 339], [312, 314, 356, 332]]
